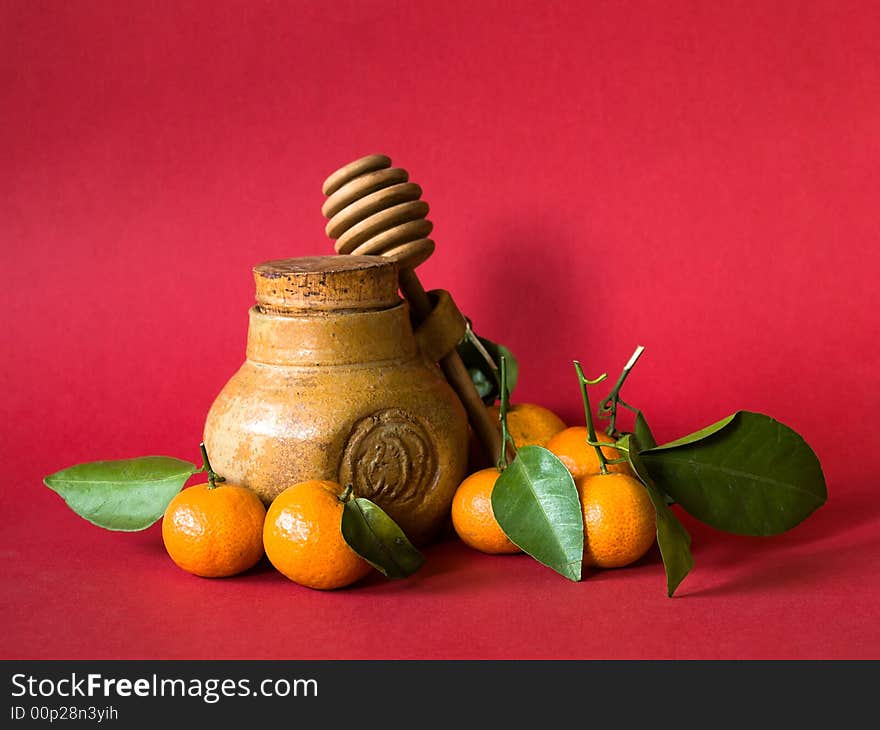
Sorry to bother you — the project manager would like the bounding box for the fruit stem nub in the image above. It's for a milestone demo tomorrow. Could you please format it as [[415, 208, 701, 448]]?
[[338, 484, 354, 503], [199, 442, 226, 490], [573, 361, 609, 475]]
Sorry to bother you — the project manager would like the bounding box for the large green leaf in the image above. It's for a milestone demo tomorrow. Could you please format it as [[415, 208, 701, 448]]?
[[620, 435, 693, 597], [44, 456, 197, 531], [641, 411, 826, 536], [491, 445, 583, 581], [341, 497, 425, 579]]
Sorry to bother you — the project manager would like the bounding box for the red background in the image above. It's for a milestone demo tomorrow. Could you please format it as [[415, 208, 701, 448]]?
[[3, 0, 879, 659]]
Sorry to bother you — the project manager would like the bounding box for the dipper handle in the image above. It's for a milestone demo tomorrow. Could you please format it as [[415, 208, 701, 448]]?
[[322, 154, 502, 464]]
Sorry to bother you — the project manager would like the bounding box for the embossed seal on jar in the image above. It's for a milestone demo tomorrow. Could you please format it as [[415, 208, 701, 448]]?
[[339, 408, 438, 507], [203, 255, 468, 545]]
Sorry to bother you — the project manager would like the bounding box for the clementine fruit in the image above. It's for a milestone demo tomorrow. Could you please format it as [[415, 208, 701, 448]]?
[[162, 482, 266, 578], [487, 403, 566, 447], [263, 480, 372, 590], [546, 426, 633, 479], [577, 472, 656, 568], [451, 468, 521, 554]]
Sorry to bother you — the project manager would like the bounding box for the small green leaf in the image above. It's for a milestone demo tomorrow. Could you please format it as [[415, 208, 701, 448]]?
[[491, 445, 583, 581], [642, 411, 826, 536], [457, 330, 518, 404], [467, 367, 494, 400], [627, 412, 673, 504], [341, 497, 425, 579], [44, 456, 197, 531], [633, 410, 657, 450], [620, 435, 693, 597], [492, 342, 518, 395]]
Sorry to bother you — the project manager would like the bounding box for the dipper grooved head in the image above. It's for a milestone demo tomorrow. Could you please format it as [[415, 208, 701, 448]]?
[[322, 154, 435, 270]]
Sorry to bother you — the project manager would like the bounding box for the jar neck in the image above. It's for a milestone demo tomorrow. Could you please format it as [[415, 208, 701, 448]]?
[[246, 301, 418, 366]]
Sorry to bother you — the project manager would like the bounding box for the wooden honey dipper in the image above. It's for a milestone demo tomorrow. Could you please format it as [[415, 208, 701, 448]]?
[[322, 154, 503, 464]]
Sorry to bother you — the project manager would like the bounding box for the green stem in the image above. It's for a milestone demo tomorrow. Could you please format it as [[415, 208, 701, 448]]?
[[496, 355, 516, 471], [598, 345, 645, 435], [199, 442, 225, 490], [573, 361, 609, 475], [338, 484, 354, 503]]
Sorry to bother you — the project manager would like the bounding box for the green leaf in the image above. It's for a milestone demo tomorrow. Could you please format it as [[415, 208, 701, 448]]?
[[491, 445, 583, 581], [648, 413, 737, 450], [620, 435, 693, 597], [341, 497, 425, 579], [467, 367, 494, 400], [641, 411, 826, 536], [492, 342, 518, 395], [457, 329, 519, 404], [44, 456, 197, 531], [633, 410, 657, 450], [627, 411, 674, 504]]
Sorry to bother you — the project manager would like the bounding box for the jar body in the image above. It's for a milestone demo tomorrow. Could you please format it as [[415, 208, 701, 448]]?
[[204, 298, 468, 546]]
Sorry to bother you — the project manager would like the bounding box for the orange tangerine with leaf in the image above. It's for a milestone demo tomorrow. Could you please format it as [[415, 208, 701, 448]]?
[[263, 480, 372, 590]]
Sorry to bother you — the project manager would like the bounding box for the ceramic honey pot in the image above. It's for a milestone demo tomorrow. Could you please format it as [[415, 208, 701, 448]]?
[[203, 255, 469, 545]]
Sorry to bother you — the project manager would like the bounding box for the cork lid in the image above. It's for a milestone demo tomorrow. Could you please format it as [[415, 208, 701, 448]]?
[[253, 255, 400, 312]]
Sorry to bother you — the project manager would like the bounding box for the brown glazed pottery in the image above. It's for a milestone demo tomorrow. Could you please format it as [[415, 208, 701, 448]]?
[[203, 255, 469, 545]]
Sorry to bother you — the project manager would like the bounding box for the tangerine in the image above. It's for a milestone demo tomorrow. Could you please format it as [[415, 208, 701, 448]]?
[[451, 468, 521, 554], [263, 480, 372, 590], [546, 426, 633, 480], [577, 472, 656, 568], [487, 402, 566, 447], [162, 482, 266, 578]]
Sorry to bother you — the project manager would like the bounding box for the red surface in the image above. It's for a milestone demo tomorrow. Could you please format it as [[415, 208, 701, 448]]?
[[3, 1, 879, 659]]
